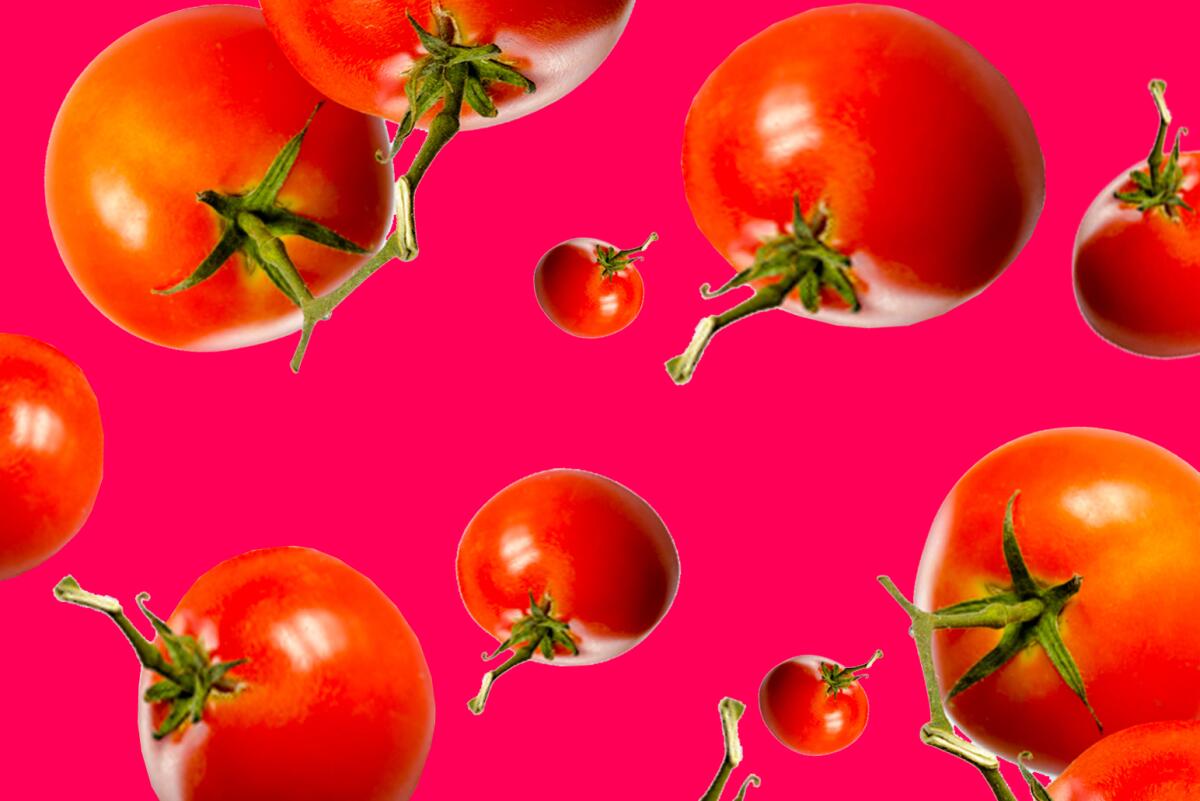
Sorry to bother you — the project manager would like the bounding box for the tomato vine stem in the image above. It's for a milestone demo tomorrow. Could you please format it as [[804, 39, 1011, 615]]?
[[1115, 79, 1193, 218], [698, 698, 760, 801]]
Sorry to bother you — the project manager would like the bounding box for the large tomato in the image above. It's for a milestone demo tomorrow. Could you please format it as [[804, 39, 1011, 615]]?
[[669, 4, 1044, 383], [456, 469, 679, 713], [1048, 721, 1200, 800], [915, 428, 1200, 774], [0, 335, 102, 580], [46, 7, 393, 353], [56, 547, 434, 801]]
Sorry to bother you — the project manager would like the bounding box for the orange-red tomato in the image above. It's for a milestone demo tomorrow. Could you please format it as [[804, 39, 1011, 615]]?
[[46, 7, 393, 352], [0, 335, 102, 580], [261, 0, 634, 126], [915, 428, 1200, 774], [1048, 721, 1200, 800], [758, 653, 879, 756], [534, 235, 654, 338]]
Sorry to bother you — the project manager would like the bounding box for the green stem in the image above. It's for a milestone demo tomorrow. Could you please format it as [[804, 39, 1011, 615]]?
[[467, 644, 534, 716], [699, 698, 758, 801]]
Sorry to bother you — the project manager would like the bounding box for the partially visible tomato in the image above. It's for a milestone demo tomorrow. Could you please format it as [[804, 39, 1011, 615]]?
[[56, 547, 434, 801], [534, 233, 656, 337], [46, 6, 393, 354], [1048, 721, 1200, 800], [758, 651, 882, 756], [915, 428, 1200, 774], [456, 469, 679, 713], [0, 335, 102, 580]]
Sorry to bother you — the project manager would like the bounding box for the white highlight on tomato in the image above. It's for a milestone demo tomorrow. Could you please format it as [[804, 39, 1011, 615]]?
[[8, 402, 64, 453], [499, 527, 541, 574], [758, 87, 822, 163], [271, 609, 346, 671], [92, 172, 148, 250], [1062, 481, 1148, 528]]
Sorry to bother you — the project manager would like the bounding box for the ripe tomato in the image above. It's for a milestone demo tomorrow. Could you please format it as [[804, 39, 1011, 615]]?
[[669, 4, 1044, 383], [915, 428, 1200, 774], [534, 233, 656, 337], [1048, 721, 1200, 800], [456, 469, 679, 713], [758, 651, 882, 756], [56, 547, 434, 801], [46, 6, 393, 354], [1074, 81, 1200, 357], [0, 335, 102, 580]]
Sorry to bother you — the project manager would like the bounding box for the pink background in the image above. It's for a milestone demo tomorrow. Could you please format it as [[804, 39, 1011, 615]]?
[[5, 1, 1200, 798]]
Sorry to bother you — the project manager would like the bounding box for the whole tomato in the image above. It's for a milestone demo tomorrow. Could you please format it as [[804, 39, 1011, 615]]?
[[669, 4, 1044, 383], [56, 547, 434, 801], [534, 233, 656, 337], [1074, 81, 1200, 357], [0, 335, 102, 580], [1048, 721, 1200, 800], [758, 651, 882, 756], [456, 469, 679, 713], [46, 7, 393, 360], [915, 428, 1200, 774]]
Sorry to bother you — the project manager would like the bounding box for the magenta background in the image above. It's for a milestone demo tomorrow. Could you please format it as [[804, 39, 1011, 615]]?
[[5, 1, 1200, 798]]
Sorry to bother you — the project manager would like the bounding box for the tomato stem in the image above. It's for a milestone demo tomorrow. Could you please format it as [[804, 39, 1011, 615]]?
[[468, 644, 534, 715], [698, 698, 760, 801], [820, 649, 884, 695], [1114, 79, 1194, 218], [596, 232, 659, 278]]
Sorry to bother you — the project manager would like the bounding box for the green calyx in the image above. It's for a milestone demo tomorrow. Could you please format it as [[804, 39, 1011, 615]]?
[[699, 698, 761, 801], [53, 576, 247, 739], [1115, 80, 1194, 219], [819, 649, 884, 696], [595, 232, 659, 278]]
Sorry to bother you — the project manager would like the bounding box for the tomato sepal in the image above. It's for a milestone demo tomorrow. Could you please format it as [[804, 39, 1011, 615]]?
[[818, 649, 884, 696], [595, 232, 659, 278], [1114, 80, 1194, 219]]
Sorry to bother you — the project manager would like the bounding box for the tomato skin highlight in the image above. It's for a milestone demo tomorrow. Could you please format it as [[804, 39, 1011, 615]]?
[[0, 335, 103, 580], [682, 4, 1044, 327], [138, 547, 434, 801], [261, 0, 634, 126], [457, 469, 679, 666], [758, 656, 871, 756], [45, 6, 394, 351], [534, 239, 646, 337], [1048, 721, 1200, 801], [915, 428, 1200, 774]]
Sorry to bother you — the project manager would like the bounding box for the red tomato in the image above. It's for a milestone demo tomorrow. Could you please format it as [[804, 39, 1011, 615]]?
[[669, 5, 1044, 383], [456, 469, 679, 713], [915, 428, 1200, 774], [0, 335, 102, 580], [46, 7, 393, 353], [534, 233, 656, 337], [56, 547, 434, 801], [1048, 721, 1200, 800], [758, 651, 882, 756], [1074, 81, 1200, 357]]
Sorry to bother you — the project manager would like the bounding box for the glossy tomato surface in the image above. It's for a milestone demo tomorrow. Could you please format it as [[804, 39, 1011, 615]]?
[[457, 469, 679, 665], [0, 335, 102, 580], [46, 6, 393, 352], [534, 238, 645, 337], [915, 428, 1200, 774], [138, 547, 434, 801], [262, 0, 634, 126], [758, 656, 871, 756], [1074, 155, 1200, 357], [1048, 721, 1200, 800], [683, 4, 1044, 327]]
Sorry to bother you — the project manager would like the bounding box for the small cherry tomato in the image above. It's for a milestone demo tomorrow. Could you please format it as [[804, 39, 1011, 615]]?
[[1048, 720, 1200, 801], [534, 233, 657, 337], [758, 651, 882, 756], [456, 469, 679, 713], [0, 334, 102, 580], [56, 547, 434, 801], [1074, 80, 1200, 357]]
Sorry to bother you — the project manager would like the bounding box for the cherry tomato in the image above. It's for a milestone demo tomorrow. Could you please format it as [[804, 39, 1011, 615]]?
[[0, 335, 102, 580], [1048, 721, 1200, 800], [758, 651, 882, 756], [46, 7, 393, 353], [915, 428, 1200, 774], [1074, 81, 1200, 357], [56, 547, 434, 801], [534, 233, 656, 337], [668, 4, 1044, 383], [456, 469, 679, 713]]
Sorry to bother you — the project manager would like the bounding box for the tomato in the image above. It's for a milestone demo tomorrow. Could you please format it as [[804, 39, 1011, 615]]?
[[0, 335, 102, 580], [534, 233, 656, 337], [668, 4, 1044, 383], [456, 469, 679, 713], [55, 547, 434, 801], [1048, 721, 1200, 800], [914, 428, 1200, 774], [1074, 81, 1200, 357], [758, 651, 882, 756], [46, 7, 393, 355]]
